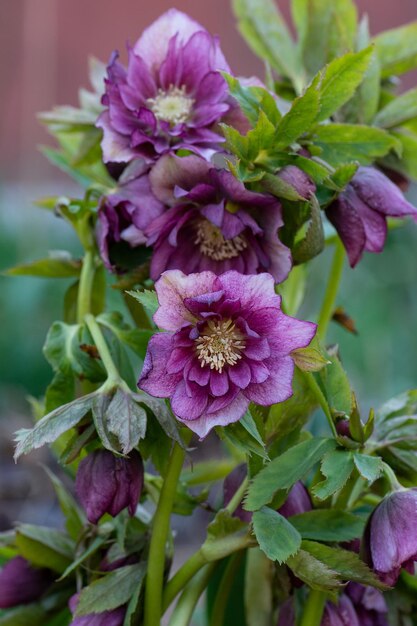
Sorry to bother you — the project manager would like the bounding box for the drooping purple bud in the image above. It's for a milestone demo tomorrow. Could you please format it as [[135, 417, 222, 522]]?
[[322, 595, 359, 626], [0, 557, 53, 608], [278, 482, 312, 519], [277, 597, 296, 626], [76, 449, 144, 524], [346, 583, 388, 626], [362, 488, 417, 585], [69, 593, 126, 626], [278, 166, 316, 200], [223, 464, 251, 523]]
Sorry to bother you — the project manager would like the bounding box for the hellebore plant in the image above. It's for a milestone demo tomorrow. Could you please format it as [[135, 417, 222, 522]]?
[[4, 2, 417, 626]]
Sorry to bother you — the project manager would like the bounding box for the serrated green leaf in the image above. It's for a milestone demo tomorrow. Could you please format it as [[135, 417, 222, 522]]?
[[14, 392, 97, 460], [275, 85, 320, 150], [245, 438, 336, 511], [315, 47, 374, 122], [301, 541, 387, 589], [318, 351, 352, 417], [312, 123, 399, 167], [76, 564, 146, 615], [253, 507, 301, 563], [292, 196, 324, 264], [374, 21, 417, 78], [290, 510, 365, 541], [353, 453, 383, 483], [202, 510, 250, 561], [287, 548, 342, 591], [313, 450, 354, 500], [126, 289, 158, 318], [16, 525, 74, 573], [219, 419, 269, 460], [222, 73, 281, 126], [106, 388, 147, 454]]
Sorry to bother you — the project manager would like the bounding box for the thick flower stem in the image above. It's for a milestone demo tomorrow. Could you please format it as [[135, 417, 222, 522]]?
[[77, 250, 95, 324], [144, 441, 188, 626], [299, 589, 327, 626], [84, 314, 121, 384], [168, 564, 216, 626], [317, 240, 345, 342], [163, 550, 207, 612], [209, 552, 244, 626], [303, 371, 338, 439]]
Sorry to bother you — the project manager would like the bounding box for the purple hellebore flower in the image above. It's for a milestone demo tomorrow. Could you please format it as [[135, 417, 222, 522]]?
[[145, 154, 292, 282], [325, 166, 417, 267], [137, 270, 316, 438], [69, 593, 125, 626], [75, 449, 144, 524], [97, 9, 232, 163], [346, 583, 388, 626], [321, 595, 359, 626], [0, 556, 53, 608], [97, 162, 164, 271], [362, 488, 417, 585], [278, 481, 312, 519]]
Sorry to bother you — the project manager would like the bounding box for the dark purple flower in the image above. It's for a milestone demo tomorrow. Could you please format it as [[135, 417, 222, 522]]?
[[138, 270, 316, 438], [346, 583, 388, 626], [223, 464, 251, 522], [76, 449, 144, 524], [362, 488, 417, 585], [325, 166, 417, 267], [0, 557, 53, 608], [322, 595, 359, 626], [277, 165, 316, 200], [97, 10, 232, 163], [277, 598, 296, 626], [145, 154, 292, 282], [97, 161, 164, 271], [69, 593, 125, 626], [278, 482, 312, 519]]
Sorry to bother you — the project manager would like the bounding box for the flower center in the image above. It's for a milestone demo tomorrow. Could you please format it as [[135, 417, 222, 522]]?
[[194, 220, 247, 261], [146, 85, 194, 125], [195, 319, 246, 373]]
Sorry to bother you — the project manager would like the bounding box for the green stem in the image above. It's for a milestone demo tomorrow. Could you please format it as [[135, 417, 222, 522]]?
[[225, 476, 249, 514], [144, 441, 188, 626], [317, 240, 345, 342], [168, 564, 216, 626], [210, 552, 244, 626], [77, 250, 95, 323], [299, 589, 327, 626], [163, 550, 207, 612], [383, 462, 404, 492], [303, 371, 338, 438], [84, 314, 121, 384]]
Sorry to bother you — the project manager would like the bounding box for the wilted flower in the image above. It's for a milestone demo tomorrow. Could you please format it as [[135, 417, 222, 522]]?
[[278, 481, 312, 518], [97, 9, 232, 163], [138, 270, 316, 438], [97, 162, 164, 271], [145, 154, 292, 282], [0, 556, 53, 608], [76, 449, 144, 524], [362, 488, 417, 585], [69, 593, 125, 626], [346, 583, 388, 626], [325, 167, 417, 267]]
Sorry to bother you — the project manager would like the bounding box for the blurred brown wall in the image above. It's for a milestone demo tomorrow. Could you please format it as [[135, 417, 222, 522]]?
[[1, 0, 417, 183]]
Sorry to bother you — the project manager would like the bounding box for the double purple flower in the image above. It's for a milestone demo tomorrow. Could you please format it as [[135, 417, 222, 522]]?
[[97, 9, 232, 163], [138, 270, 316, 438], [326, 167, 417, 267]]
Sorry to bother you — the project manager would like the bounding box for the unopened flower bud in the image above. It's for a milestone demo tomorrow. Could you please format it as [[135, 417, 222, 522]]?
[[0, 556, 53, 608]]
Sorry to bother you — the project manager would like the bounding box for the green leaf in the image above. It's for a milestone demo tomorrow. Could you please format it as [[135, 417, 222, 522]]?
[[374, 21, 417, 78], [202, 510, 250, 562], [292, 196, 325, 264], [312, 123, 399, 167], [388, 130, 417, 179], [353, 452, 383, 484], [277, 264, 306, 317], [286, 549, 342, 591], [261, 172, 305, 202], [245, 437, 336, 511], [290, 510, 365, 541], [58, 536, 106, 581], [244, 548, 274, 626], [76, 564, 146, 615], [291, 346, 330, 372], [106, 388, 147, 454], [252, 507, 301, 563], [126, 289, 158, 318], [232, 0, 304, 91], [315, 47, 374, 122], [301, 541, 387, 588], [4, 256, 81, 278], [43, 467, 85, 540], [374, 88, 417, 129], [14, 392, 97, 460], [313, 450, 355, 500], [219, 418, 269, 460], [16, 524, 74, 573], [275, 85, 320, 150], [222, 74, 281, 126], [318, 351, 352, 417], [0, 604, 48, 626]]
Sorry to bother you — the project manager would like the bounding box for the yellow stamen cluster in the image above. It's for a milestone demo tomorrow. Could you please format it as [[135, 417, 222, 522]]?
[[195, 319, 246, 373], [146, 85, 194, 125], [195, 220, 247, 261]]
